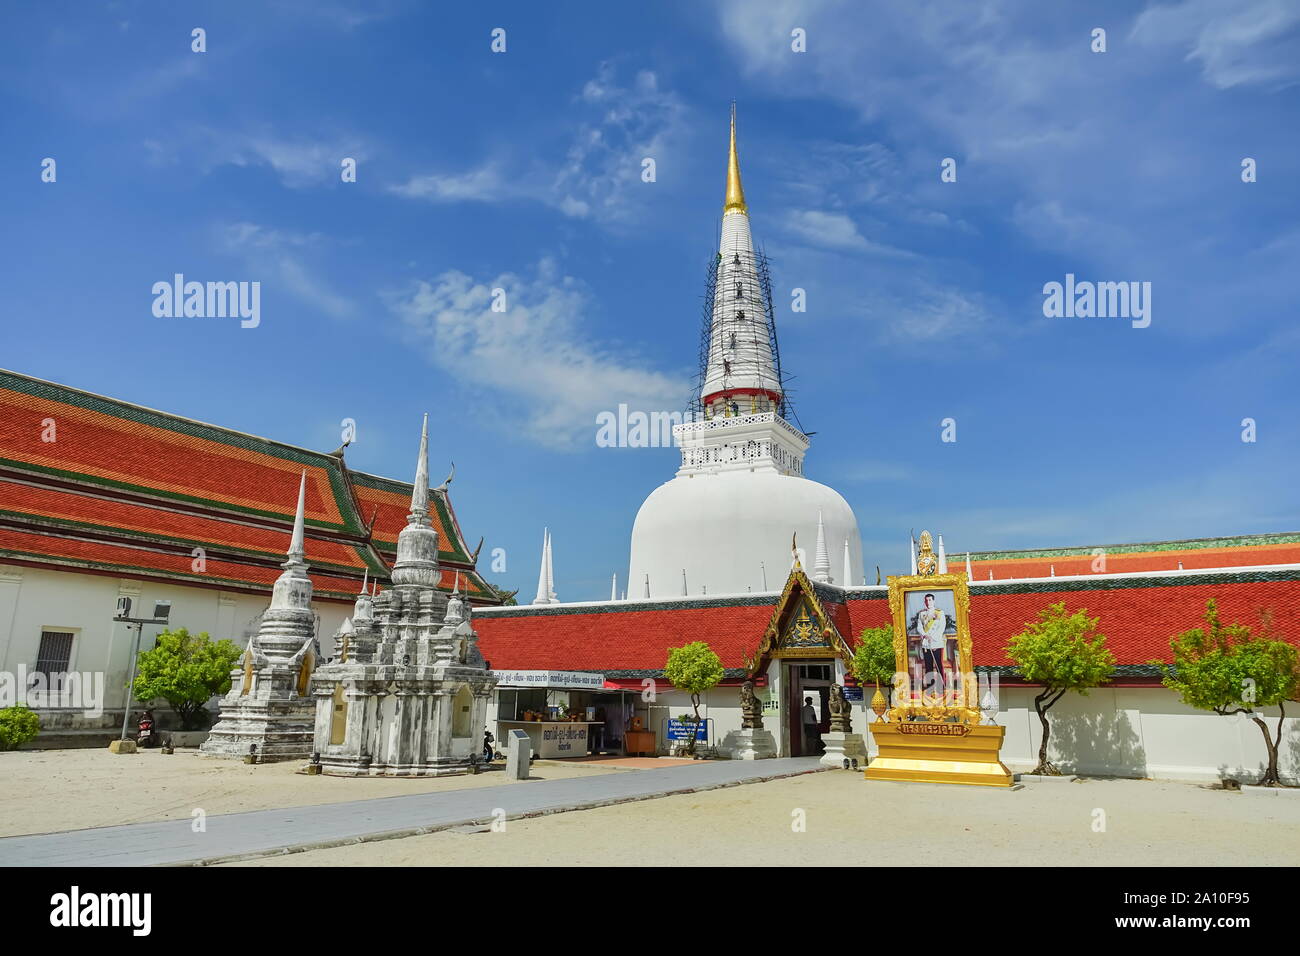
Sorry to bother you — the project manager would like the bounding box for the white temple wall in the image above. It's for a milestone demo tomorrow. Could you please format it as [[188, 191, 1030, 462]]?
[[661, 681, 1297, 784], [0, 562, 349, 729], [852, 686, 1297, 785], [478, 676, 1296, 782]]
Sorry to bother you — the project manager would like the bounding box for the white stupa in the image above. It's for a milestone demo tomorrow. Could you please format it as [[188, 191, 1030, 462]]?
[[628, 107, 863, 598]]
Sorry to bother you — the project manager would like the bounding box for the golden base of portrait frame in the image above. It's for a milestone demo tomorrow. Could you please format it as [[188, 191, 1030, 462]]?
[[865, 722, 1013, 788]]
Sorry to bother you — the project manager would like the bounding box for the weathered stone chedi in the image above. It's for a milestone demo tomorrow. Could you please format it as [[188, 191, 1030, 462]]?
[[310, 416, 497, 776], [201, 472, 319, 760]]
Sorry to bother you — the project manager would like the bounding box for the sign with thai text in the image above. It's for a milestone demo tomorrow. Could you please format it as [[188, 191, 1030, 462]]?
[[897, 722, 971, 737], [667, 718, 708, 741], [491, 670, 605, 689]]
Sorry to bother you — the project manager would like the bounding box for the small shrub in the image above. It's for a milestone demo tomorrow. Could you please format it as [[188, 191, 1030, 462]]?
[[0, 705, 42, 751]]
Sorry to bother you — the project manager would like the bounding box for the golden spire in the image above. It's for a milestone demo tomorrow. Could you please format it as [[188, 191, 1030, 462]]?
[[724, 102, 747, 215]]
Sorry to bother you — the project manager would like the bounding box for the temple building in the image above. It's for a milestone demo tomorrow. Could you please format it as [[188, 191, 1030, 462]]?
[[628, 107, 863, 598], [478, 533, 1300, 781], [0, 370, 498, 742], [472, 109, 1299, 784]]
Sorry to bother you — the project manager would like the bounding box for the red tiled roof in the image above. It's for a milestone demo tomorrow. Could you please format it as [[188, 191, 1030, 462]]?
[[0, 369, 497, 604], [477, 601, 777, 673], [476, 571, 1300, 677], [0, 526, 363, 597]]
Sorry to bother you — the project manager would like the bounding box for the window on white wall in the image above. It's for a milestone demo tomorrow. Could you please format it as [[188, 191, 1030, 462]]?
[[35, 630, 74, 677]]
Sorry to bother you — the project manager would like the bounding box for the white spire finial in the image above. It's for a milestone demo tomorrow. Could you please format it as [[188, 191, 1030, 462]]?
[[287, 470, 307, 562], [611, 572, 618, 602], [812, 510, 831, 584], [965, 552, 973, 577], [843, 538, 852, 588], [533, 528, 550, 605], [409, 413, 429, 522], [360, 568, 369, 595], [546, 530, 558, 603], [909, 532, 917, 575], [270, 470, 313, 611], [643, 573, 650, 599], [681, 568, 688, 596], [937, 533, 948, 574]]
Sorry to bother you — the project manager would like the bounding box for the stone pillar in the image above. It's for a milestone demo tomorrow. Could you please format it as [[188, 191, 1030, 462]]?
[[820, 731, 868, 769], [722, 728, 778, 759]]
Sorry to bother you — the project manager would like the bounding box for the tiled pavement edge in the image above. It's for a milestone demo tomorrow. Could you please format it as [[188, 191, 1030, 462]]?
[[0, 756, 827, 867]]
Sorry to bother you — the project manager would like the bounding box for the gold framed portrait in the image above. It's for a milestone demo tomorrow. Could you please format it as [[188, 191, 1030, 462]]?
[[886, 572, 979, 723]]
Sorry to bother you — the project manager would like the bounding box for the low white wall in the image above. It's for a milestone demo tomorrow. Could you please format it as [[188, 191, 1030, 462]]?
[[0, 563, 349, 724], [638, 682, 1298, 784], [979, 685, 1298, 785], [482, 678, 1297, 783]]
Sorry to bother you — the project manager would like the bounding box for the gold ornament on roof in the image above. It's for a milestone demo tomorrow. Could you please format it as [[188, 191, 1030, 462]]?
[[917, 530, 938, 576]]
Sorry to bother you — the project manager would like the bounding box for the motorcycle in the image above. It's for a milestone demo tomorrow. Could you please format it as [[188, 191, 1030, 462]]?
[[136, 710, 159, 749]]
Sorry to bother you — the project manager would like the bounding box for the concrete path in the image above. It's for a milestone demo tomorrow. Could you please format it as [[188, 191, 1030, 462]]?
[[0, 756, 825, 867]]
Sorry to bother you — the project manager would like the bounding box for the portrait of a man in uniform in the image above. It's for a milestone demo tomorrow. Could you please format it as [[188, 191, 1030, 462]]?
[[904, 588, 959, 700]]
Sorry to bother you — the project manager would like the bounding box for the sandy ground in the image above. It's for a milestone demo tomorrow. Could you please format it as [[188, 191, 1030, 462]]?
[[0, 748, 621, 837], [232, 772, 1300, 867]]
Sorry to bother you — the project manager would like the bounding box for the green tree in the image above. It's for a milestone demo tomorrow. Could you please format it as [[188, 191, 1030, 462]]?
[[664, 641, 724, 755], [132, 628, 242, 731], [1006, 602, 1115, 775], [1156, 600, 1299, 787], [851, 625, 896, 691], [0, 705, 41, 751]]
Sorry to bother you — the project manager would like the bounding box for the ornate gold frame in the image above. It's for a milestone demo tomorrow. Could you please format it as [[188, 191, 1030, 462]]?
[[885, 572, 980, 724]]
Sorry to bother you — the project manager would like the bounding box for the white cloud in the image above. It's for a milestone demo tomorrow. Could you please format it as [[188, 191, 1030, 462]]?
[[220, 223, 357, 320], [782, 209, 914, 256], [389, 164, 509, 202], [146, 127, 370, 189], [387, 259, 687, 447], [1131, 0, 1300, 90], [388, 63, 687, 225]]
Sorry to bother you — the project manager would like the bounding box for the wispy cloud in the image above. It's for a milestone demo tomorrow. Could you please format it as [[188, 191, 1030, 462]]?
[[145, 127, 371, 189], [220, 223, 357, 320], [386, 259, 687, 447], [782, 209, 915, 256], [1131, 0, 1300, 91], [388, 63, 688, 225]]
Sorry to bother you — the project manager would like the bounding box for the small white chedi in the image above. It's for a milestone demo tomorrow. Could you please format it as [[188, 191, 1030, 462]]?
[[628, 107, 862, 598], [310, 416, 497, 776], [202, 472, 319, 760]]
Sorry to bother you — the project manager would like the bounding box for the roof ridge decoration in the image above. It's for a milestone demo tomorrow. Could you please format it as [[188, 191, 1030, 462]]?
[[965, 531, 1300, 562]]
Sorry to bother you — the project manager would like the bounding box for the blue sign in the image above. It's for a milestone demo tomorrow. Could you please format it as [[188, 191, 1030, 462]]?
[[667, 718, 708, 741], [842, 686, 864, 702]]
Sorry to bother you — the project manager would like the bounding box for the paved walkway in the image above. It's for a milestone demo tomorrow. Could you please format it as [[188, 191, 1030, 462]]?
[[0, 757, 825, 867]]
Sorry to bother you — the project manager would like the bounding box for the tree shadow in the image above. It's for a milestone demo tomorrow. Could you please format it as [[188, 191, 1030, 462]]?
[[1048, 707, 1147, 778]]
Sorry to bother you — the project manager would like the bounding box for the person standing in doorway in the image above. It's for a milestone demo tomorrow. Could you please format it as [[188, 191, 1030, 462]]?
[[802, 696, 821, 755]]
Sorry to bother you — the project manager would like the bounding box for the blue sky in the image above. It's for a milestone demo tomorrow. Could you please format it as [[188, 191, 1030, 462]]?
[[2, 0, 1298, 601]]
